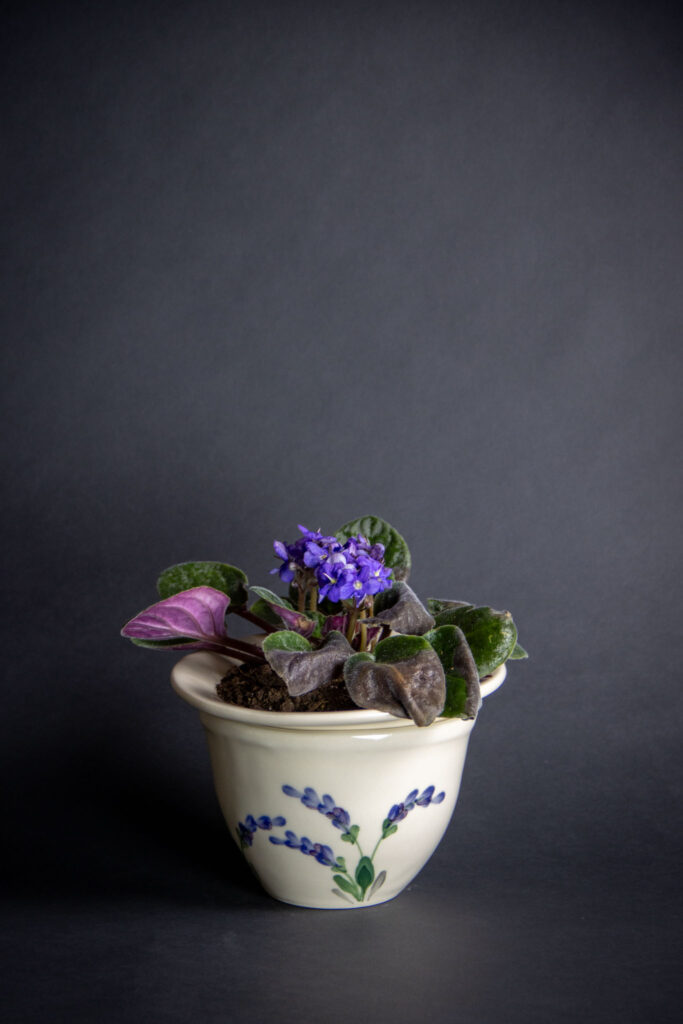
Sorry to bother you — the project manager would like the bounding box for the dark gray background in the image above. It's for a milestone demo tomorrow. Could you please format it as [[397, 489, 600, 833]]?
[[2, 1, 681, 1021]]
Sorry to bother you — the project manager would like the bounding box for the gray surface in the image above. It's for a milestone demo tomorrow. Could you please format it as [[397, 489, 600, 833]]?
[[2, 2, 681, 1021]]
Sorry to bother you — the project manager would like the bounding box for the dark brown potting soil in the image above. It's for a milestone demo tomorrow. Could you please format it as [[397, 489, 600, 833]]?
[[217, 661, 358, 712]]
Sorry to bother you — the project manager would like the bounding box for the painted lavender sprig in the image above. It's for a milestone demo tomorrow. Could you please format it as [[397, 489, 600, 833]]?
[[236, 813, 286, 850]]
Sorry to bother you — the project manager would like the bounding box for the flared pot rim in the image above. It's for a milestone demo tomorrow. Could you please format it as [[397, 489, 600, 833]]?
[[171, 651, 507, 732]]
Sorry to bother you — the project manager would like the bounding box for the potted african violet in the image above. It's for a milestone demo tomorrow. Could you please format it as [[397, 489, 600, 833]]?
[[122, 515, 526, 909]]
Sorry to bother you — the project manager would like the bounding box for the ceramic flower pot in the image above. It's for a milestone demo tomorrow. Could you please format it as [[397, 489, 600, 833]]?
[[171, 652, 506, 909]]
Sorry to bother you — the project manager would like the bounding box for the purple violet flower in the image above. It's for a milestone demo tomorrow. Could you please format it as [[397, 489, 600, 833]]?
[[317, 557, 357, 602]]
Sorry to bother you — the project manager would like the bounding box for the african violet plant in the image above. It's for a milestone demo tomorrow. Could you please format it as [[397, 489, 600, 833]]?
[[121, 515, 526, 726]]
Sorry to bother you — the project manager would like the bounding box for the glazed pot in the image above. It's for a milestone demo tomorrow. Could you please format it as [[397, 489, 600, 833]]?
[[171, 652, 506, 909]]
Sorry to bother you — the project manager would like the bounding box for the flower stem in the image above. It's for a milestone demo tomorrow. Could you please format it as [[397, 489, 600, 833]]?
[[346, 606, 359, 643], [308, 585, 318, 613]]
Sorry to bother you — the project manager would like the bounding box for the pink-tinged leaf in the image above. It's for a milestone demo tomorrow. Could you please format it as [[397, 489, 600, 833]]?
[[322, 614, 349, 637], [274, 604, 317, 638], [121, 587, 231, 644]]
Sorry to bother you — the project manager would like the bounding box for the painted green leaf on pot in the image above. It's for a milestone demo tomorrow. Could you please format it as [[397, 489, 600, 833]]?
[[432, 605, 517, 678], [344, 637, 446, 727], [355, 856, 375, 894], [366, 581, 435, 636], [336, 515, 411, 581], [262, 630, 313, 654], [369, 870, 387, 897], [157, 561, 248, 607], [263, 630, 353, 697], [333, 874, 362, 901], [509, 642, 529, 660]]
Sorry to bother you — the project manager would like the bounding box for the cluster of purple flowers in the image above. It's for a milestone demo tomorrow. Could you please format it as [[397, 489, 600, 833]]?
[[386, 785, 446, 825], [268, 831, 341, 868], [236, 813, 286, 849], [282, 784, 352, 834], [271, 525, 393, 606]]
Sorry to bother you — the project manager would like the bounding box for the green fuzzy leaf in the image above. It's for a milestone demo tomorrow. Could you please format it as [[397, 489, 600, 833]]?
[[427, 598, 473, 615], [509, 642, 529, 660], [424, 624, 481, 719], [333, 875, 362, 900], [355, 856, 375, 893], [157, 562, 248, 607], [433, 605, 517, 678], [374, 634, 432, 663], [130, 636, 197, 650], [442, 674, 468, 716], [250, 586, 294, 610], [261, 630, 312, 653], [336, 515, 411, 581], [249, 598, 285, 627]]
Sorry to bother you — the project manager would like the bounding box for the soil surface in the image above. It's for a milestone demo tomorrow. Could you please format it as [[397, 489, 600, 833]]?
[[217, 660, 358, 712]]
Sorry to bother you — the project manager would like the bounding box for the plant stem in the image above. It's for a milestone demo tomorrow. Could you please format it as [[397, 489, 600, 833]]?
[[308, 585, 318, 613], [232, 608, 278, 634], [297, 586, 305, 613], [359, 608, 368, 652], [218, 636, 265, 662], [346, 606, 359, 643]]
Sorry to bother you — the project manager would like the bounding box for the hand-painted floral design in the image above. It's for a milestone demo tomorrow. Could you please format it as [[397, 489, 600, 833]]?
[[236, 813, 287, 849], [236, 783, 446, 903]]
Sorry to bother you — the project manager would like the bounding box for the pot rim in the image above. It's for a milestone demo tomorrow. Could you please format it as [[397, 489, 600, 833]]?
[[171, 651, 507, 731]]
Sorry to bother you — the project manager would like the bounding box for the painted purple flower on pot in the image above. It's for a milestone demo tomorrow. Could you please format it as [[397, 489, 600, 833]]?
[[237, 780, 448, 904]]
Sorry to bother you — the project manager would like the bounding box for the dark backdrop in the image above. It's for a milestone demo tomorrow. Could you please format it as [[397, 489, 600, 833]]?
[[2, 2, 681, 1021]]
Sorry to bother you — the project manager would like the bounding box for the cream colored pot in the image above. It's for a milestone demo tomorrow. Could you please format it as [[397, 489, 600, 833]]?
[[171, 652, 506, 909]]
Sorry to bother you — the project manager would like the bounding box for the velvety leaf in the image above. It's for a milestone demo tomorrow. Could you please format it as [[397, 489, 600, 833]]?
[[425, 625, 481, 719], [336, 515, 411, 581], [344, 641, 446, 726], [250, 587, 316, 637], [250, 586, 295, 610], [157, 562, 248, 606], [427, 598, 473, 615], [366, 581, 435, 635], [261, 630, 312, 654], [121, 587, 231, 645], [509, 642, 529, 660], [355, 856, 375, 893], [433, 605, 517, 677], [263, 630, 353, 697], [130, 636, 228, 653], [249, 597, 285, 627], [321, 613, 349, 637], [374, 633, 432, 662]]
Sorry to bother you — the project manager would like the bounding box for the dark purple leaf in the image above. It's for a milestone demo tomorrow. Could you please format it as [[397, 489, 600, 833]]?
[[264, 631, 354, 697], [366, 581, 435, 635]]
